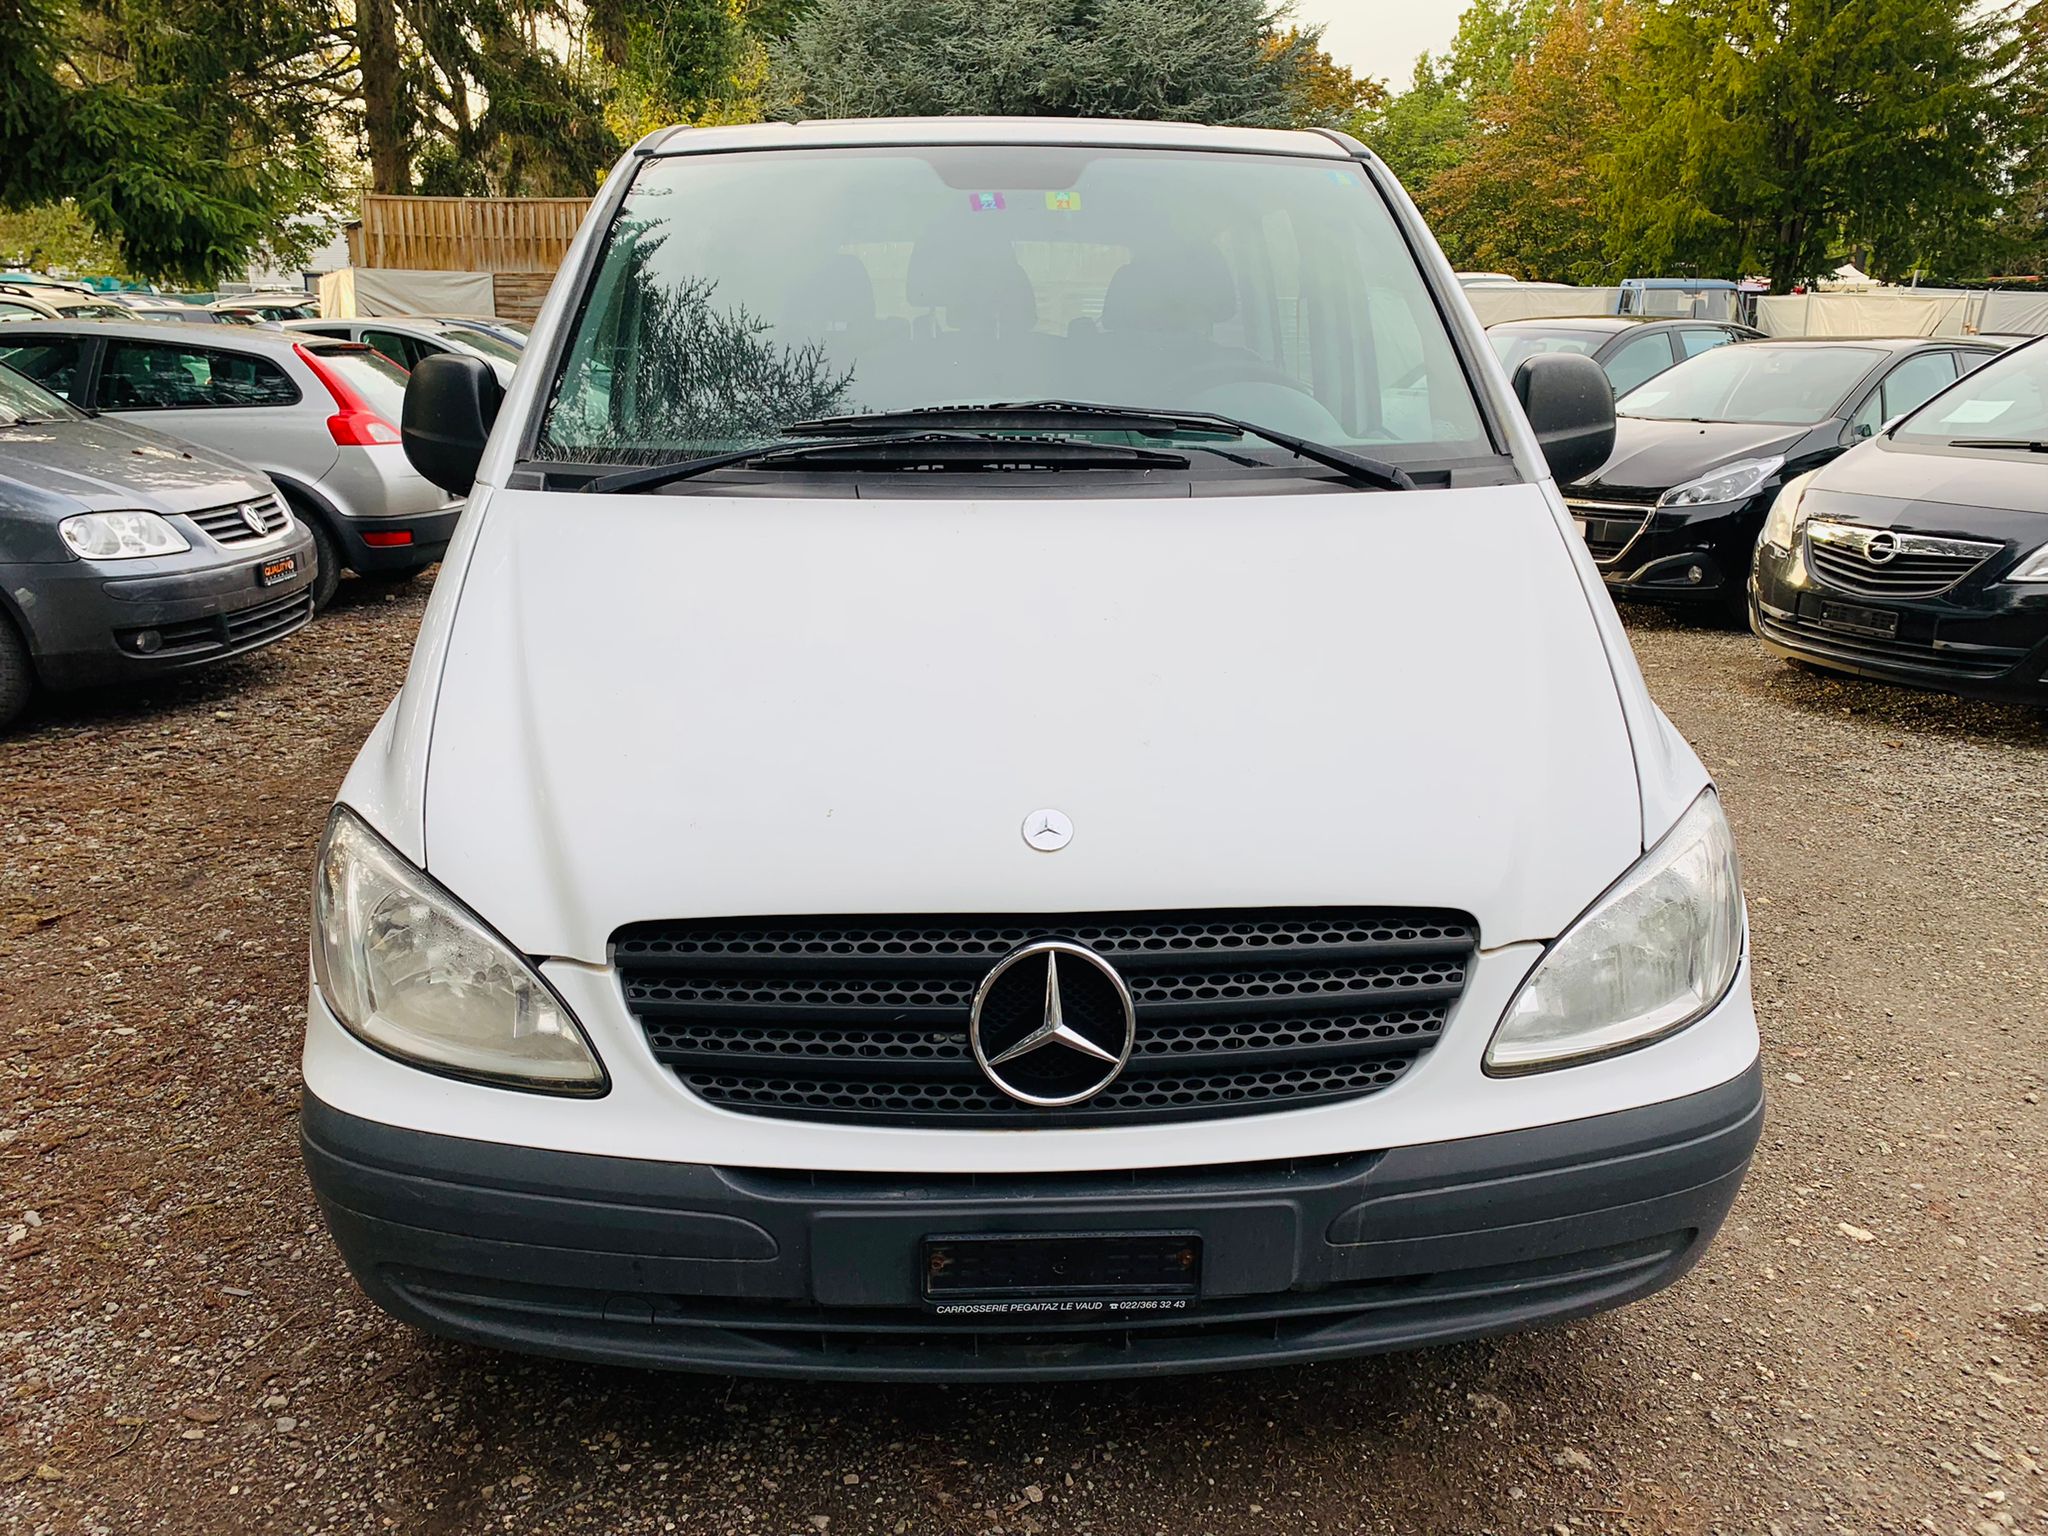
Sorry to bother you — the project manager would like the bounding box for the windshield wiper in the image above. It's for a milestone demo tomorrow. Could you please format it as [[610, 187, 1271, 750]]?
[[1948, 437, 2048, 452], [582, 431, 1188, 494], [788, 400, 1417, 491]]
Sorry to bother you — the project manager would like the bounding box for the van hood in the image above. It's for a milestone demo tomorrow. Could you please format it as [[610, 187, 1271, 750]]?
[[1573, 417, 1810, 499], [1820, 435, 2048, 516], [0, 413, 264, 516], [421, 485, 1644, 963]]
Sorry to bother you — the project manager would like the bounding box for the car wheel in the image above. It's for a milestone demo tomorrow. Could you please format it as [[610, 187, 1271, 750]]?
[[0, 611, 33, 733], [303, 514, 343, 612]]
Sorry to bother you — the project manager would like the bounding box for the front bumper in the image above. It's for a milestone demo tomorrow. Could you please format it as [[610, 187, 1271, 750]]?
[[10, 527, 317, 691], [1751, 542, 2048, 704], [302, 1058, 1763, 1381], [1575, 493, 1772, 604]]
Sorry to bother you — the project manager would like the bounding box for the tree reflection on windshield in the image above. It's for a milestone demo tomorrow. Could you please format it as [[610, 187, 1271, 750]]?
[[544, 227, 854, 463]]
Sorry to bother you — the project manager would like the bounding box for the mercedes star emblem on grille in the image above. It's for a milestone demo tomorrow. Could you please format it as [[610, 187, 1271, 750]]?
[[968, 941, 1136, 1107], [1021, 808, 1073, 852]]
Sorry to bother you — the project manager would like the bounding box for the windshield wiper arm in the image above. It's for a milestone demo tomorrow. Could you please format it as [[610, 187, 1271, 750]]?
[[1948, 437, 2048, 452], [582, 431, 1188, 493], [788, 400, 1417, 491]]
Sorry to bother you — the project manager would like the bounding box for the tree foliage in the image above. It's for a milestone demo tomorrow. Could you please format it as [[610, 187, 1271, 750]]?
[[764, 0, 1331, 126], [0, 0, 346, 282], [1359, 0, 2037, 289]]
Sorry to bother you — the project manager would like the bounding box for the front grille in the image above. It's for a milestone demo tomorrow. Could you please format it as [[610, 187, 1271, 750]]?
[[1757, 611, 2021, 680], [1804, 522, 2000, 599], [1564, 498, 1653, 562], [131, 588, 313, 658], [188, 494, 290, 547], [613, 909, 1477, 1127]]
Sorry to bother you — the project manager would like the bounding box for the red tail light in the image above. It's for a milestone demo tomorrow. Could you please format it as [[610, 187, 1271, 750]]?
[[294, 343, 403, 447], [361, 529, 414, 548]]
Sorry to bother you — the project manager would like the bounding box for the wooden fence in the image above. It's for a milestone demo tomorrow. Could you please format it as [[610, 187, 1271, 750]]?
[[346, 195, 592, 274]]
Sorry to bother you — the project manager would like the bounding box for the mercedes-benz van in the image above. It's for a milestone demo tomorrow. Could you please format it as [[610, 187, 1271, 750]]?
[[300, 118, 1762, 1380]]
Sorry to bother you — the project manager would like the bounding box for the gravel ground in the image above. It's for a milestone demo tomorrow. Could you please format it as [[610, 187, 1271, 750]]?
[[2, 584, 2043, 1536]]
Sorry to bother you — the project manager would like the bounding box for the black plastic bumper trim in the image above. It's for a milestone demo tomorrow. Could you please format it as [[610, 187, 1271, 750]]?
[[301, 1059, 1763, 1380]]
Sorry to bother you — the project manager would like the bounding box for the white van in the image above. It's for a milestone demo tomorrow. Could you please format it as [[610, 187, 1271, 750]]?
[[302, 118, 1761, 1380]]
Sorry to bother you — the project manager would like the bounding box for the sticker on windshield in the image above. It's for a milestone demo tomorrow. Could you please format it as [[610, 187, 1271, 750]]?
[[968, 192, 1007, 212], [1044, 190, 1082, 212], [1940, 399, 2014, 424]]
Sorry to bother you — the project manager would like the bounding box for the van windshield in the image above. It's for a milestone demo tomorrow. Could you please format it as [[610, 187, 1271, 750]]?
[[536, 146, 1493, 472]]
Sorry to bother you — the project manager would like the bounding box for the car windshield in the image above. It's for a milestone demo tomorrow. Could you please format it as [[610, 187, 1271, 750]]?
[[536, 145, 1492, 471], [445, 325, 523, 364], [1617, 344, 1880, 425], [1892, 340, 2048, 443], [1488, 327, 1610, 369], [0, 361, 83, 423]]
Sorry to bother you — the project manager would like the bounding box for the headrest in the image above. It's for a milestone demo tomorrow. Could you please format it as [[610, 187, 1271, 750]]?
[[1101, 247, 1237, 334], [906, 225, 1036, 333]]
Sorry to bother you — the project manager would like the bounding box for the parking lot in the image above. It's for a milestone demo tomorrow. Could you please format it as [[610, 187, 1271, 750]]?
[[2, 584, 2043, 1536]]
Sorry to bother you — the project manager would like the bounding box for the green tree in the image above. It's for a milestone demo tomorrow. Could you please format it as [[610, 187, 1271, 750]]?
[[1604, 0, 2025, 290], [0, 202, 130, 279], [1353, 0, 1546, 197], [0, 0, 346, 282], [1424, 0, 1638, 282], [764, 0, 1327, 126]]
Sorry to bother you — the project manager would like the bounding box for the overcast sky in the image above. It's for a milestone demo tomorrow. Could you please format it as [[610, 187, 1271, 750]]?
[[1290, 0, 1469, 86]]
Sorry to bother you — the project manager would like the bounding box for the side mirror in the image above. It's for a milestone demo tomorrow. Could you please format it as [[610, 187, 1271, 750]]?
[[402, 353, 503, 495], [1511, 353, 1616, 486]]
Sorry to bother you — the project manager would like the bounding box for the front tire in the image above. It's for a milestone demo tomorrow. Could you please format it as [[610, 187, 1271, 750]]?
[[303, 513, 342, 612], [0, 611, 33, 733]]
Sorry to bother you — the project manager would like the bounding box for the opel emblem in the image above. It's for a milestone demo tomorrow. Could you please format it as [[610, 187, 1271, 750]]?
[[968, 941, 1135, 1107], [1864, 530, 1899, 564], [1021, 808, 1073, 852], [241, 503, 270, 536]]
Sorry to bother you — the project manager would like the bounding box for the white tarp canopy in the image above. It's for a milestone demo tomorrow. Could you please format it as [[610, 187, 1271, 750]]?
[[1462, 286, 1622, 326], [1753, 291, 1977, 338], [1981, 291, 2048, 336], [317, 267, 495, 318]]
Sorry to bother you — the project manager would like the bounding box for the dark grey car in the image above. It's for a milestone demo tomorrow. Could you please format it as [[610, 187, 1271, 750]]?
[[0, 364, 316, 730]]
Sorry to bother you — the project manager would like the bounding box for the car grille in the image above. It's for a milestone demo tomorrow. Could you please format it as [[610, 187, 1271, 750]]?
[[139, 588, 314, 658], [188, 494, 290, 547], [612, 908, 1478, 1127], [1804, 522, 2001, 599], [1757, 611, 2021, 680], [1563, 498, 1654, 562]]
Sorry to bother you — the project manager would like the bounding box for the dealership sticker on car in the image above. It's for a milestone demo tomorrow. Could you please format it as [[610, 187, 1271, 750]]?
[[258, 554, 299, 587], [922, 1232, 1201, 1314]]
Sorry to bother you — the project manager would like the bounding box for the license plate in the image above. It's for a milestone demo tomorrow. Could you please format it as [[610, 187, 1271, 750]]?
[[922, 1232, 1200, 1315], [258, 553, 299, 588], [1816, 599, 1898, 639]]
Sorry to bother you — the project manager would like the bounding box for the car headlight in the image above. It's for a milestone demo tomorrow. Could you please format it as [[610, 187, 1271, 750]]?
[[2009, 543, 2048, 582], [1486, 790, 1743, 1074], [58, 511, 190, 559], [1657, 455, 1786, 509], [312, 806, 606, 1094], [1758, 470, 1817, 553]]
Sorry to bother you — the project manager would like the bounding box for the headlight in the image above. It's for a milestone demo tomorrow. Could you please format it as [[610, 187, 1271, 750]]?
[[59, 511, 190, 559], [1486, 791, 1743, 1074], [1758, 470, 1817, 553], [2010, 543, 2048, 582], [312, 806, 606, 1094], [1657, 455, 1785, 509]]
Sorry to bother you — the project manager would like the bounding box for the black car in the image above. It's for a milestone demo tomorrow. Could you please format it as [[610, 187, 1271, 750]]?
[[1751, 336, 2048, 703], [0, 363, 316, 731], [1565, 337, 2001, 613], [1488, 315, 1761, 399]]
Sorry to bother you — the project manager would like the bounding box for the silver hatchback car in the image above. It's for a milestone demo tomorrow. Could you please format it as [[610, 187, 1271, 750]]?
[[0, 321, 462, 607]]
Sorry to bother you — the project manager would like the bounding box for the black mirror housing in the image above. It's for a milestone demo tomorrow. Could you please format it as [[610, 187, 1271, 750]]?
[[402, 354, 504, 496], [1511, 353, 1617, 487]]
